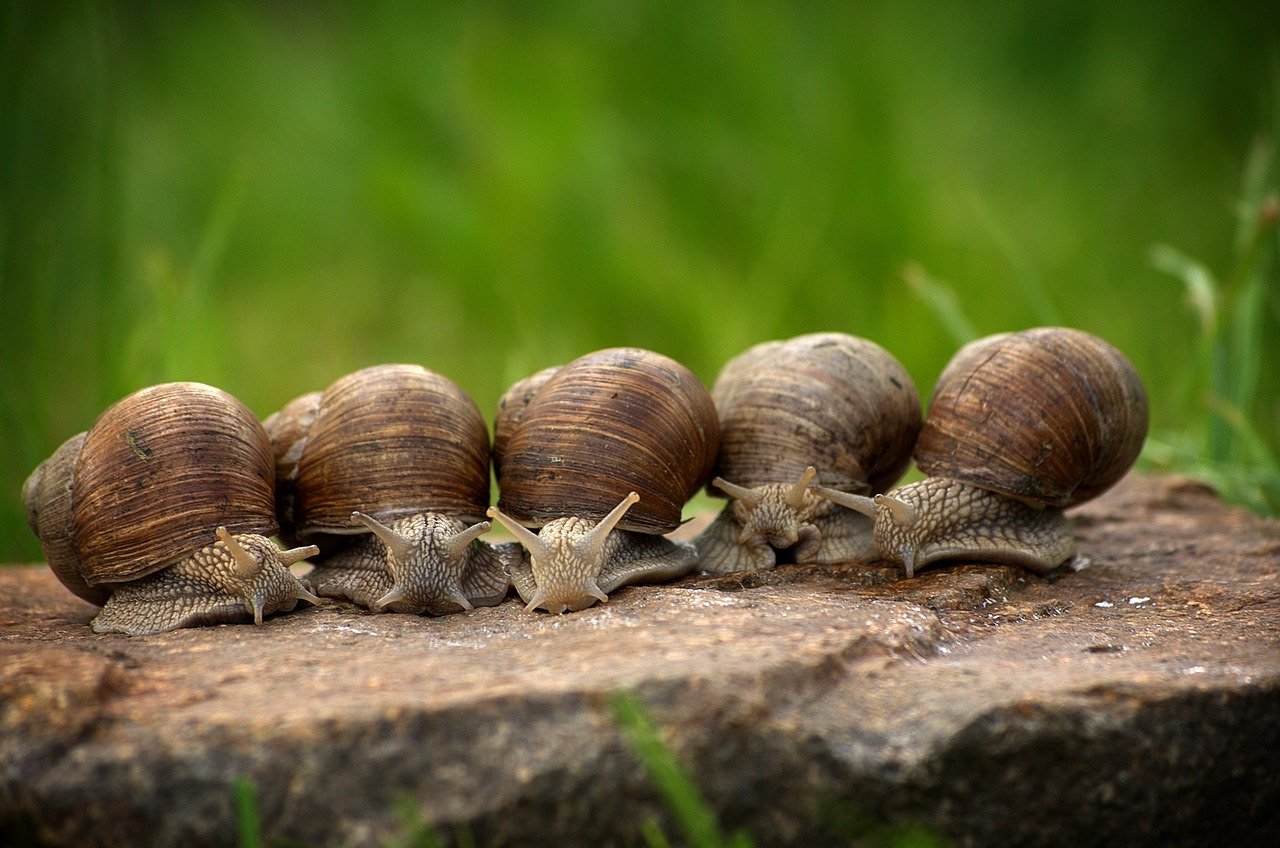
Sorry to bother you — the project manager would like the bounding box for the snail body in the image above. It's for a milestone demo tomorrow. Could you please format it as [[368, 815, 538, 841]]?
[[487, 348, 720, 613], [264, 364, 508, 615], [813, 328, 1148, 575], [695, 333, 921, 572], [22, 383, 321, 635]]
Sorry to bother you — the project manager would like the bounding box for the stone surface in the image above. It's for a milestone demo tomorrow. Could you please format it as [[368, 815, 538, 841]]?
[[1, 474, 1277, 847]]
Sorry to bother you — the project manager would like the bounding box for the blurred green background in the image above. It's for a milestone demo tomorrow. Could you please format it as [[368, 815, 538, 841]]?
[[3, 0, 1278, 562]]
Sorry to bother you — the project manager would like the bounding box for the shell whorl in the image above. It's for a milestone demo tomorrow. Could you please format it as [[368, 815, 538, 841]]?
[[915, 327, 1148, 509], [24, 383, 279, 595], [22, 432, 108, 605], [494, 348, 720, 533], [492, 365, 560, 471], [710, 332, 921, 495], [277, 364, 492, 538], [262, 390, 321, 534]]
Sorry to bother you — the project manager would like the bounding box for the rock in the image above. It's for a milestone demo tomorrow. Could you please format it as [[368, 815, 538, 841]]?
[[1, 474, 1277, 847]]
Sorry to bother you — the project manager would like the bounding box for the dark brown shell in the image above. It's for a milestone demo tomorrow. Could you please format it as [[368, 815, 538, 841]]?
[[916, 327, 1149, 509], [67, 382, 278, 586], [710, 332, 921, 494], [491, 365, 560, 471], [261, 390, 321, 532], [495, 348, 720, 533], [285, 364, 491, 536], [22, 432, 108, 605]]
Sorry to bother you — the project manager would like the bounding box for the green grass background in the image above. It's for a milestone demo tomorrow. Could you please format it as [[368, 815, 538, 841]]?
[[3, 0, 1278, 562]]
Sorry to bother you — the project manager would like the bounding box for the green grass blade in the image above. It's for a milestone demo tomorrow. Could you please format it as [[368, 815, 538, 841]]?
[[388, 796, 444, 848], [234, 776, 264, 848], [966, 191, 1061, 325], [639, 818, 675, 848], [1224, 192, 1277, 421], [1149, 243, 1219, 336], [190, 160, 252, 298], [1149, 242, 1233, 461], [902, 263, 979, 346], [611, 690, 748, 848]]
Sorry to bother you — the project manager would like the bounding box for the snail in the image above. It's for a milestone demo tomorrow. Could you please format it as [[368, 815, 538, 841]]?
[[694, 333, 921, 572], [812, 327, 1149, 575], [487, 348, 720, 613], [22, 382, 321, 636], [263, 364, 509, 615]]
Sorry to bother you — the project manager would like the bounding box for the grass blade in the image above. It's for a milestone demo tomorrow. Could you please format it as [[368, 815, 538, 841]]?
[[902, 263, 979, 346], [234, 776, 264, 848], [639, 818, 675, 848], [967, 191, 1061, 325], [611, 690, 750, 848], [387, 796, 444, 848], [1149, 243, 1219, 336]]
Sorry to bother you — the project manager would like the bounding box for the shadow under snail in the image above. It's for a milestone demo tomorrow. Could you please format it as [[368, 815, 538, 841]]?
[[486, 348, 720, 613], [264, 364, 510, 616], [22, 382, 321, 635], [812, 327, 1149, 576]]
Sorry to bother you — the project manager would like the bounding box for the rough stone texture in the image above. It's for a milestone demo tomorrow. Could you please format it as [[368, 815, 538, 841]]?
[[1, 474, 1277, 848]]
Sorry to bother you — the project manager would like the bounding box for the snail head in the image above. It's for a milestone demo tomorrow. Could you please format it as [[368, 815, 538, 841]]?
[[487, 492, 639, 614]]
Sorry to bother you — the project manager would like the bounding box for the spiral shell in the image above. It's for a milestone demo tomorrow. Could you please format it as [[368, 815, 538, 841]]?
[[22, 432, 103, 604], [915, 327, 1149, 509], [710, 332, 921, 494], [494, 348, 720, 533], [266, 364, 491, 539], [491, 365, 559, 471], [22, 382, 278, 600]]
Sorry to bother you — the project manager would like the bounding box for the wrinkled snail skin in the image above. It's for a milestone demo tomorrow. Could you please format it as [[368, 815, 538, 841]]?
[[488, 492, 698, 614], [22, 382, 321, 635], [694, 468, 878, 571], [811, 480, 1075, 577], [695, 333, 921, 572], [492, 348, 719, 612], [91, 529, 321, 636], [813, 327, 1148, 578], [264, 364, 509, 615], [311, 512, 509, 615]]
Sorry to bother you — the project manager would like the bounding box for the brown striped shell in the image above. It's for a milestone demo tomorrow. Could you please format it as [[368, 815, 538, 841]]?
[[491, 365, 560, 471], [915, 327, 1149, 509], [494, 348, 720, 533], [265, 364, 491, 539], [21, 383, 278, 602], [261, 390, 321, 534], [710, 332, 921, 495]]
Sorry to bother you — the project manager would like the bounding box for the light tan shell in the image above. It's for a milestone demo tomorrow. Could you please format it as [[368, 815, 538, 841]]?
[[915, 327, 1149, 509], [22, 382, 278, 600], [494, 348, 720, 533], [268, 364, 491, 539], [710, 332, 921, 494]]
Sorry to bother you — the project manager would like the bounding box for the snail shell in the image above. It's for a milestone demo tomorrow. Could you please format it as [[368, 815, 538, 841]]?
[[22, 382, 319, 634], [488, 348, 720, 613], [274, 364, 491, 536], [695, 332, 921, 572], [494, 348, 719, 533], [264, 364, 508, 615], [491, 365, 559, 473], [915, 327, 1148, 509], [814, 327, 1149, 575]]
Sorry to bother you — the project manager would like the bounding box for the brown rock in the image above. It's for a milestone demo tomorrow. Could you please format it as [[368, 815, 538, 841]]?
[[0, 474, 1277, 847]]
